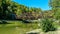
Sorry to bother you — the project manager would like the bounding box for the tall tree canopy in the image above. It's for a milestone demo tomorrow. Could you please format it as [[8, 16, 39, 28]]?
[[49, 0, 60, 19], [0, 0, 42, 20]]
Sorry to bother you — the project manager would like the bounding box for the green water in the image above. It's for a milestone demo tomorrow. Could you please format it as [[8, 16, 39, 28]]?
[[0, 24, 36, 34], [0, 21, 38, 34], [0, 24, 26, 34], [0, 24, 20, 34], [0, 27, 17, 34]]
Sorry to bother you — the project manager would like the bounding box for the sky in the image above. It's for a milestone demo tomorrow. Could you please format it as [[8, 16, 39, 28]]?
[[13, 0, 51, 10]]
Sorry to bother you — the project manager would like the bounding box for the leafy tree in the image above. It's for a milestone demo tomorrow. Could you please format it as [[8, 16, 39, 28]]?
[[49, 0, 60, 19], [0, 0, 42, 20]]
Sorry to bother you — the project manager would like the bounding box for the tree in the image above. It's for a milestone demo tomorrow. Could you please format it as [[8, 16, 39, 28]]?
[[0, 0, 11, 19], [0, 0, 29, 19], [49, 0, 60, 19], [0, 0, 42, 20]]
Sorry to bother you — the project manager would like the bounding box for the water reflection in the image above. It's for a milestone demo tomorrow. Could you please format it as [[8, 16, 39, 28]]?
[[0, 25, 19, 34], [0, 24, 7, 27]]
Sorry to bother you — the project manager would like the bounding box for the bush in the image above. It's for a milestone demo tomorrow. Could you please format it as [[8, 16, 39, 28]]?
[[40, 18, 56, 32], [0, 20, 8, 24]]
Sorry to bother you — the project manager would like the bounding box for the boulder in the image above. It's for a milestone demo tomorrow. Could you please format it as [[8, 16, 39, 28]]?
[[26, 29, 41, 34]]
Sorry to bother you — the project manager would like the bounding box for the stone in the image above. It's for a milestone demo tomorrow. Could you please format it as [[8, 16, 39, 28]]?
[[26, 29, 41, 34]]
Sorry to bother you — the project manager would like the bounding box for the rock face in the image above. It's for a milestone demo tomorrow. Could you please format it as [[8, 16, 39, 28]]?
[[26, 33, 39, 34], [26, 29, 41, 34]]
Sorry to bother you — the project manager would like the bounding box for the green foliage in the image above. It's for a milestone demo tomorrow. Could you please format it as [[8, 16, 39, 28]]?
[[49, 0, 60, 20], [0, 0, 42, 20], [40, 18, 56, 32], [29, 7, 41, 13], [0, 20, 8, 24]]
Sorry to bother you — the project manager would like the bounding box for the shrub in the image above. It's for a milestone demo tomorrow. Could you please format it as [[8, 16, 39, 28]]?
[[0, 20, 8, 24], [40, 18, 56, 32]]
